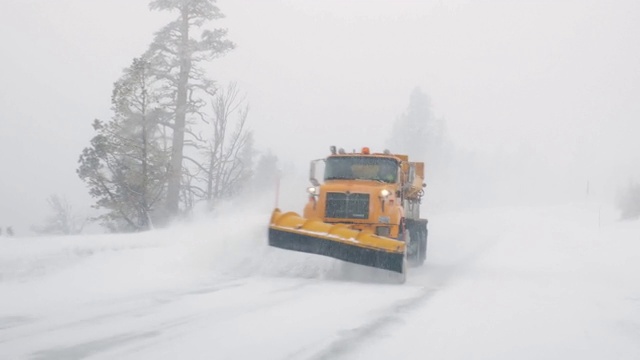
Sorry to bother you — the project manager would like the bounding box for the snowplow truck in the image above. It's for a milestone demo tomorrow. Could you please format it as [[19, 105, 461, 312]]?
[[268, 146, 428, 281]]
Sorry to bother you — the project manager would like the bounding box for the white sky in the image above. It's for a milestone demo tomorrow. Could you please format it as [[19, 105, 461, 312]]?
[[1, 0, 639, 233]]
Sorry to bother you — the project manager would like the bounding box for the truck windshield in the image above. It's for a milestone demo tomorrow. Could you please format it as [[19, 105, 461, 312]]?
[[324, 156, 398, 183]]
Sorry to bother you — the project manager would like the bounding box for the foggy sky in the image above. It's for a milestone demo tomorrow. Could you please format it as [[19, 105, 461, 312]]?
[[1, 0, 639, 234]]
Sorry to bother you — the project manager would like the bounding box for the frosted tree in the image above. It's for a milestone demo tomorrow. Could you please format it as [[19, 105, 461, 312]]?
[[145, 0, 235, 217], [32, 195, 86, 235], [388, 88, 441, 159], [206, 82, 253, 201], [250, 150, 280, 193], [181, 82, 254, 207], [387, 87, 450, 180], [617, 181, 640, 220], [77, 58, 169, 232]]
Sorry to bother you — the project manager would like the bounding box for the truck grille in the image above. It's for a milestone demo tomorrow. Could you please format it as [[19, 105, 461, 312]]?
[[325, 192, 370, 219]]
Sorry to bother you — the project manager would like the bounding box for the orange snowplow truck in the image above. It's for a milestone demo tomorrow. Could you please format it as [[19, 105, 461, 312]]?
[[268, 146, 428, 282]]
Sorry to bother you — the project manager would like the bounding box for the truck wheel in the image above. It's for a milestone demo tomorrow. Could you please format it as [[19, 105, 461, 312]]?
[[407, 224, 421, 266], [409, 221, 427, 267], [419, 225, 428, 264]]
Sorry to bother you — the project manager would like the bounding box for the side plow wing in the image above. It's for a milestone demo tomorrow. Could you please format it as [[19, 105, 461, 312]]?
[[268, 209, 406, 273]]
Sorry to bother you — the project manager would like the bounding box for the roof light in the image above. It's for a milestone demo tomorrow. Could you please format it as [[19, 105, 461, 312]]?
[[362, 147, 370, 154]]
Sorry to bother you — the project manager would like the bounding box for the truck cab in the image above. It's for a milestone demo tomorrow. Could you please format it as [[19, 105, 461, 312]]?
[[303, 148, 407, 239]]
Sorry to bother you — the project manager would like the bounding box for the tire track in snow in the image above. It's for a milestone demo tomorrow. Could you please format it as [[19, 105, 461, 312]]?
[[30, 331, 161, 360], [4, 278, 322, 359], [0, 281, 243, 345], [284, 286, 438, 360], [296, 225, 505, 360]]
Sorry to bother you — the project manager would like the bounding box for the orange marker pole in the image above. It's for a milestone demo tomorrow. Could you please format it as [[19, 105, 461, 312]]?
[[274, 175, 280, 208]]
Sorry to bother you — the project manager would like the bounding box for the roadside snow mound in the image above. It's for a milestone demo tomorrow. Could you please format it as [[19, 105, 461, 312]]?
[[0, 204, 341, 294]]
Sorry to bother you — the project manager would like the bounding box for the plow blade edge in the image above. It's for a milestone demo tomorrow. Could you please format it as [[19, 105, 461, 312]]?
[[268, 209, 405, 273]]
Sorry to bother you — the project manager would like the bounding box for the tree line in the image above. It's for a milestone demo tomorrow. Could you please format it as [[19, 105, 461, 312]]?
[[68, 0, 266, 233], [30, 1, 453, 236]]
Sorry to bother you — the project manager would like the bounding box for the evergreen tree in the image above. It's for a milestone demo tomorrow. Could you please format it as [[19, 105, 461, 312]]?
[[77, 58, 169, 232], [251, 150, 280, 193], [145, 0, 235, 217], [387, 87, 449, 181], [617, 181, 640, 220]]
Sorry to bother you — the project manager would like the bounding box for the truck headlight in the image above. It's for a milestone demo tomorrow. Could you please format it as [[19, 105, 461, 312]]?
[[380, 189, 390, 198]]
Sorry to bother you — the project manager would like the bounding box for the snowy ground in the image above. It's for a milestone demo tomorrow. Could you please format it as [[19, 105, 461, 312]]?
[[1, 202, 639, 359]]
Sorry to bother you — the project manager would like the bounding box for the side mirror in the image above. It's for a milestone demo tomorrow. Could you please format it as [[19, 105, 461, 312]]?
[[309, 159, 325, 187]]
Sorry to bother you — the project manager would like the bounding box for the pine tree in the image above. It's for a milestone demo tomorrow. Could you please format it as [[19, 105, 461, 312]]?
[[388, 88, 431, 159], [251, 150, 280, 193], [77, 58, 169, 232], [387, 87, 450, 180], [617, 181, 640, 220], [145, 0, 235, 217]]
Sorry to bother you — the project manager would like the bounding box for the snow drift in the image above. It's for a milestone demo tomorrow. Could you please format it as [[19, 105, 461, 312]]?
[[1, 201, 639, 359]]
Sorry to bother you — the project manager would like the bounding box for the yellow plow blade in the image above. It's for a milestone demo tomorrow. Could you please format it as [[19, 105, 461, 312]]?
[[268, 209, 406, 273]]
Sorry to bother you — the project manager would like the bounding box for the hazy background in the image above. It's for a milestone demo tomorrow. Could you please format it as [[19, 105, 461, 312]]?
[[1, 0, 639, 234]]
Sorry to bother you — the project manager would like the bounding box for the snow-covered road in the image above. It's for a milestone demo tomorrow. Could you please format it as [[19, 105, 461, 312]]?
[[1, 203, 639, 359]]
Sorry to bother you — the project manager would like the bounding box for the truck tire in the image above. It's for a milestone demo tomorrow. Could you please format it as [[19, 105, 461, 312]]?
[[419, 222, 428, 264], [407, 219, 427, 267], [405, 220, 418, 266]]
